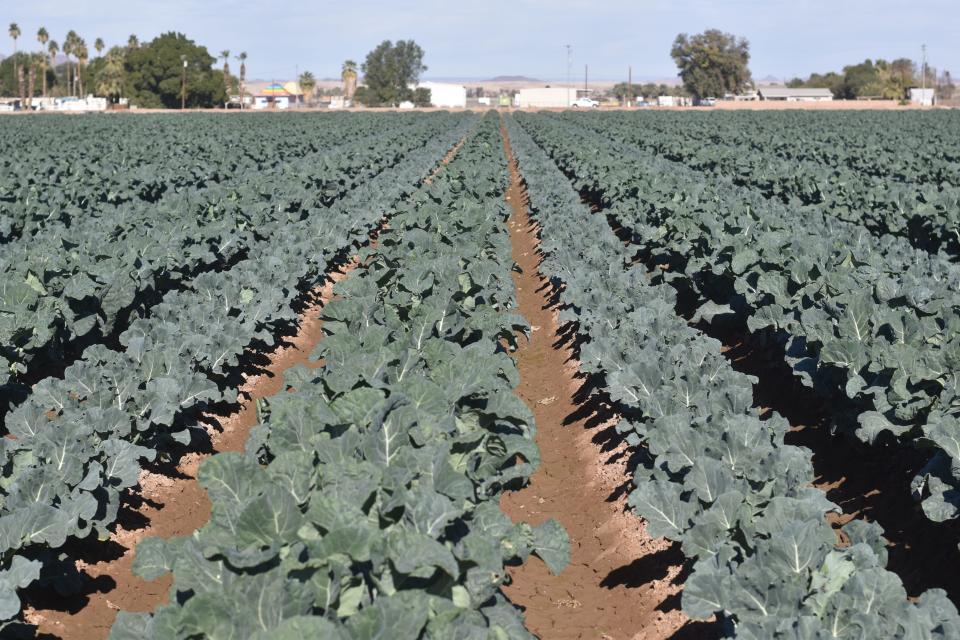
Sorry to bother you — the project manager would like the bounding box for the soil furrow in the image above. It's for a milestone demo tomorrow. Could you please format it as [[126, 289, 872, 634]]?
[[22, 132, 472, 640], [498, 122, 700, 640]]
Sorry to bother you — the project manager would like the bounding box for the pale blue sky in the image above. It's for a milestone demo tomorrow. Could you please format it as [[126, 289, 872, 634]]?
[[7, 0, 959, 82]]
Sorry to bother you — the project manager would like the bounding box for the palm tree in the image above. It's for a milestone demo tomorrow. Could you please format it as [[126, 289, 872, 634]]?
[[47, 40, 59, 96], [8, 23, 19, 54], [37, 28, 49, 97], [127, 34, 138, 49], [220, 49, 231, 99], [236, 52, 247, 108], [26, 54, 39, 108], [96, 46, 125, 102], [76, 40, 88, 97], [94, 37, 104, 57], [342, 59, 358, 100], [299, 71, 316, 106], [17, 63, 25, 103], [9, 23, 21, 87], [64, 30, 79, 96]]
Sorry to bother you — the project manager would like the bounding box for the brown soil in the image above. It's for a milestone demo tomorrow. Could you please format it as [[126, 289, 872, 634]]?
[[497, 121, 715, 640], [21, 132, 470, 640]]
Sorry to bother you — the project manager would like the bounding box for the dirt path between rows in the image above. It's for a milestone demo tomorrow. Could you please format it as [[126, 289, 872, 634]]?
[[497, 122, 709, 640], [23, 134, 471, 640]]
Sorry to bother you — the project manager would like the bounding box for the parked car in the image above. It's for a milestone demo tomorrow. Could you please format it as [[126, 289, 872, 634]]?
[[570, 97, 599, 109], [700, 97, 717, 107]]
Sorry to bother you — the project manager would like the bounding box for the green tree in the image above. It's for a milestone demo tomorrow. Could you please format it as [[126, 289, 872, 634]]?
[[298, 70, 316, 104], [85, 45, 125, 101], [47, 40, 59, 95], [37, 27, 49, 96], [91, 47, 127, 102], [95, 37, 105, 57], [412, 86, 431, 107], [342, 59, 358, 99], [671, 29, 751, 100], [76, 39, 88, 96], [63, 30, 80, 95], [8, 23, 19, 54], [9, 22, 21, 95], [939, 70, 955, 100], [26, 53, 41, 106], [127, 34, 139, 49], [124, 32, 226, 108], [236, 51, 247, 104], [0, 53, 27, 96], [837, 59, 880, 98], [359, 40, 427, 106], [219, 50, 232, 99]]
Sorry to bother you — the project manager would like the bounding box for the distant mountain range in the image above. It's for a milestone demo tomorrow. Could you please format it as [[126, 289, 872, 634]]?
[[485, 75, 542, 82]]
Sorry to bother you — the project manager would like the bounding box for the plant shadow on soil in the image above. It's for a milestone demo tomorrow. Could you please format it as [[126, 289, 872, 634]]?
[[704, 325, 960, 604], [562, 367, 722, 640], [569, 168, 960, 609]]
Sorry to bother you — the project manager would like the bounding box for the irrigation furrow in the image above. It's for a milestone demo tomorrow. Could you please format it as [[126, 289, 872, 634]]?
[[498, 120, 704, 640]]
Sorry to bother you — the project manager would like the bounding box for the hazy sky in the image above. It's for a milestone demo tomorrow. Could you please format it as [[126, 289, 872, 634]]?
[[8, 0, 959, 82]]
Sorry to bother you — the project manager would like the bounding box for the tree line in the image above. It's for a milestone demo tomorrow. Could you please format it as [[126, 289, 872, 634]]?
[[667, 29, 954, 102], [788, 60, 954, 101], [3, 25, 429, 109], [2, 25, 248, 108]]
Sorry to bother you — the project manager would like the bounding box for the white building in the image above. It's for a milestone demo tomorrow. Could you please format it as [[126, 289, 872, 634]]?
[[909, 88, 935, 106], [758, 87, 834, 102], [517, 87, 576, 108], [415, 81, 467, 108], [252, 83, 302, 110]]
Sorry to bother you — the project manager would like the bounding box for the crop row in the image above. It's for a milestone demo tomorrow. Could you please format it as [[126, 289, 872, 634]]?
[[612, 110, 960, 187], [553, 111, 960, 255], [0, 113, 434, 243], [505, 114, 960, 638], [109, 112, 568, 640], [0, 113, 477, 627], [0, 114, 459, 394], [514, 111, 960, 526]]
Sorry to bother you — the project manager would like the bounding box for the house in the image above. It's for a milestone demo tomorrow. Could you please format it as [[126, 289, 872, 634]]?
[[252, 83, 302, 110], [758, 87, 833, 101], [414, 81, 467, 108]]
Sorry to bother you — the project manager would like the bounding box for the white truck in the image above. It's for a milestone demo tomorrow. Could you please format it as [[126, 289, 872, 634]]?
[[570, 97, 599, 109]]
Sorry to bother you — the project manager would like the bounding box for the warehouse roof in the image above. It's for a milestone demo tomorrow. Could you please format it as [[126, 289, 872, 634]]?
[[758, 87, 833, 98]]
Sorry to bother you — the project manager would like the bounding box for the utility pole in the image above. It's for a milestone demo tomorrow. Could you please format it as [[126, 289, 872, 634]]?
[[921, 44, 927, 106], [565, 44, 572, 107], [584, 65, 588, 94], [181, 56, 188, 110], [628, 66, 632, 108]]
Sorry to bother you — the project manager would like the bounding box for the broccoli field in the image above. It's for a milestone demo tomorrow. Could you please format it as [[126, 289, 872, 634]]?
[[2, 109, 960, 639]]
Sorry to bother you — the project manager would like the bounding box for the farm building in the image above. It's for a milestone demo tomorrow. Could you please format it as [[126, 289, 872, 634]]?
[[758, 87, 833, 101], [414, 82, 467, 108], [252, 83, 303, 110], [909, 88, 935, 106], [517, 87, 575, 108]]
